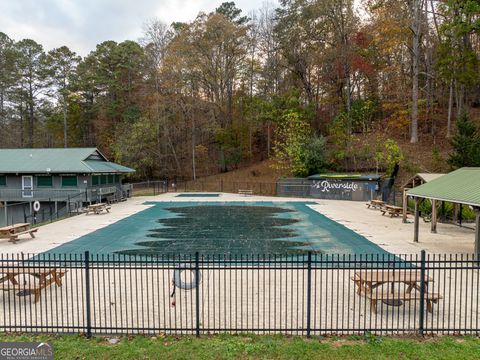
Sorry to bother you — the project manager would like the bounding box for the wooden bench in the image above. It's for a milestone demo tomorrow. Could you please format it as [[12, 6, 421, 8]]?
[[362, 289, 442, 313], [0, 223, 38, 244], [1, 268, 66, 303], [366, 200, 385, 210], [381, 205, 403, 217], [238, 189, 253, 196], [7, 228, 38, 244], [351, 271, 442, 313], [85, 203, 111, 215]]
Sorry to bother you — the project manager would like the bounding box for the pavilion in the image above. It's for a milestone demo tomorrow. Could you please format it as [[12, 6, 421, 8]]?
[[401, 172, 445, 223], [407, 168, 480, 255]]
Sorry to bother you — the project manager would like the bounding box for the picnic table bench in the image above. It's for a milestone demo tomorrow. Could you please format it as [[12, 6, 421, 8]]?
[[381, 205, 404, 217], [85, 203, 111, 215], [238, 189, 253, 196], [0, 264, 66, 303], [366, 199, 385, 210], [352, 270, 442, 313], [0, 223, 38, 244]]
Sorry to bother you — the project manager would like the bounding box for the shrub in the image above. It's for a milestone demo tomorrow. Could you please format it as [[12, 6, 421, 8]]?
[[301, 136, 329, 175]]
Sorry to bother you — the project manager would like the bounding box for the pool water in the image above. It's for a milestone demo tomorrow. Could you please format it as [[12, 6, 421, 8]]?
[[45, 202, 389, 256]]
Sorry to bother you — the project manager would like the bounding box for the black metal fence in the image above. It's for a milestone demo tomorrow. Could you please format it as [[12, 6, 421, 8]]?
[[129, 179, 405, 204], [1, 192, 87, 227], [1, 251, 479, 336], [130, 181, 168, 196], [172, 180, 277, 196]]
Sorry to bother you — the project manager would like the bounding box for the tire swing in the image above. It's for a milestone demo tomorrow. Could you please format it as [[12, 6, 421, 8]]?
[[170, 264, 202, 307]]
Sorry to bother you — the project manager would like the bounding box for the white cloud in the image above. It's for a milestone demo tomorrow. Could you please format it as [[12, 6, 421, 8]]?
[[0, 0, 279, 56]]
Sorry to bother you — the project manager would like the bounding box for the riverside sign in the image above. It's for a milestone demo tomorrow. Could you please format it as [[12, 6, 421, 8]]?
[[311, 179, 359, 193], [277, 174, 381, 201]]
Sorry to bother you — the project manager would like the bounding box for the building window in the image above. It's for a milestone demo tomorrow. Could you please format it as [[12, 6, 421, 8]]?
[[114, 174, 121, 183], [37, 176, 53, 187], [92, 175, 100, 186], [108, 174, 114, 184], [61, 175, 78, 187], [0, 175, 6, 186], [100, 175, 107, 185]]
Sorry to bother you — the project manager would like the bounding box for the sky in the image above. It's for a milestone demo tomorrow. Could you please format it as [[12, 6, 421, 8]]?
[[0, 0, 279, 56]]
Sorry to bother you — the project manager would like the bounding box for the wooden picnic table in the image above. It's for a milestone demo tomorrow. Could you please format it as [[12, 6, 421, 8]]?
[[0, 223, 38, 243], [352, 270, 441, 313], [85, 203, 111, 215], [381, 205, 404, 217], [238, 189, 253, 196], [0, 264, 66, 303], [366, 199, 385, 210]]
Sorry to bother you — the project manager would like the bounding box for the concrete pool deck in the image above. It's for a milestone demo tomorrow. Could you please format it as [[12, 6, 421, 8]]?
[[0, 192, 476, 255], [1, 193, 478, 336]]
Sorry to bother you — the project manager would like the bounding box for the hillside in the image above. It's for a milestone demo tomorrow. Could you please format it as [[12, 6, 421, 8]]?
[[194, 112, 468, 189]]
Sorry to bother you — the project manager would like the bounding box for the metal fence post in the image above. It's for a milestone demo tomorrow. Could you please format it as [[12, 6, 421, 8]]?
[[306, 251, 312, 337], [195, 252, 200, 337], [84, 251, 92, 338], [418, 250, 426, 336]]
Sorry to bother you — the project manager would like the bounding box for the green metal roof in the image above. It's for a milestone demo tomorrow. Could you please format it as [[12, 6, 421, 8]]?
[[0, 148, 135, 174], [308, 173, 382, 181], [407, 167, 480, 207], [83, 160, 134, 173]]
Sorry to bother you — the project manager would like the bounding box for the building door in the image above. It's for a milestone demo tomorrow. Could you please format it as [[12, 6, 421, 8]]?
[[22, 175, 33, 198]]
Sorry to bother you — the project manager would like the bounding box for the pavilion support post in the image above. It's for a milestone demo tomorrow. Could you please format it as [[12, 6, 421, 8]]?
[[414, 198, 420, 243], [402, 189, 408, 223], [441, 201, 445, 222], [431, 199, 437, 233], [453, 204, 459, 223], [474, 208, 480, 259]]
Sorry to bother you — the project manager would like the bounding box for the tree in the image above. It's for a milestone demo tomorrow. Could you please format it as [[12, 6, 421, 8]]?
[[302, 135, 329, 175], [0, 32, 17, 138], [14, 39, 48, 147], [272, 110, 312, 176], [448, 112, 480, 168], [45, 46, 80, 147], [437, 0, 480, 126], [409, 0, 423, 144], [215, 2, 249, 25]]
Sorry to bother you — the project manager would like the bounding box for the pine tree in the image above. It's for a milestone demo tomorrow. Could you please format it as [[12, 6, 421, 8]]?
[[448, 112, 480, 168]]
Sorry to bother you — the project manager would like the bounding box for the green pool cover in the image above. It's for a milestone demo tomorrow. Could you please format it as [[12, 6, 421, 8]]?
[[45, 202, 390, 256]]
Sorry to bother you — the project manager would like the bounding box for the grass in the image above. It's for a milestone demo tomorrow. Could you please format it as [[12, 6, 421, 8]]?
[[0, 333, 479, 360]]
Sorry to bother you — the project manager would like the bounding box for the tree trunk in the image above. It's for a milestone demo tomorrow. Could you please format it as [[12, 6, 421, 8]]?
[[63, 96, 68, 148], [192, 106, 196, 181], [410, 0, 421, 144], [447, 79, 454, 138], [267, 121, 271, 157], [28, 83, 34, 147]]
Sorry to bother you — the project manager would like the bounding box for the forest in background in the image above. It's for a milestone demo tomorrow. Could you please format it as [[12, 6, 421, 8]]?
[[0, 1, 479, 180]]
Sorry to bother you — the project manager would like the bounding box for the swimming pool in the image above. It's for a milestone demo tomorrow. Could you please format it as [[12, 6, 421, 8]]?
[[45, 201, 389, 256]]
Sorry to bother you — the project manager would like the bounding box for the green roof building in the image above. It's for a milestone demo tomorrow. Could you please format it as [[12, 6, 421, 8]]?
[[0, 148, 135, 226]]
